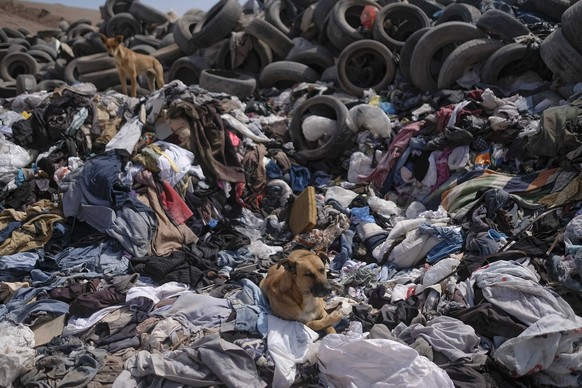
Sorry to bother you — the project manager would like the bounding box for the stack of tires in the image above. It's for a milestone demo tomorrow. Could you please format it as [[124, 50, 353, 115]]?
[[0, 0, 580, 108], [0, 26, 66, 96], [539, 1, 582, 85]]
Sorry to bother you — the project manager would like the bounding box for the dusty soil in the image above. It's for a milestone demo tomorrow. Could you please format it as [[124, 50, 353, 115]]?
[[0, 0, 102, 34]]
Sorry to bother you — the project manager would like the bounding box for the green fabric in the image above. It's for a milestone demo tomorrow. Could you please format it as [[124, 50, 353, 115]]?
[[527, 105, 580, 157]]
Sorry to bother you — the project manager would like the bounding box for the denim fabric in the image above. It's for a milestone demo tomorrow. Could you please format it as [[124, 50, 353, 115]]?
[[156, 292, 232, 327], [61, 150, 156, 258], [378, 263, 399, 282], [52, 244, 102, 272], [266, 160, 282, 179], [0, 252, 40, 282], [420, 223, 464, 264], [98, 241, 129, 275], [331, 228, 355, 272], [51, 240, 127, 275], [0, 221, 21, 243], [217, 248, 253, 277], [426, 241, 463, 264], [6, 298, 69, 325], [312, 171, 332, 188], [350, 207, 375, 225], [239, 278, 270, 335], [233, 303, 261, 334], [289, 165, 311, 193], [29, 268, 101, 289]]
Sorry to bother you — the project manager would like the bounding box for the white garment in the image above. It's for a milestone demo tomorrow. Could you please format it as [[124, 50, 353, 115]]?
[[143, 317, 199, 352], [125, 281, 190, 306], [470, 261, 576, 326], [448, 145, 470, 171], [324, 186, 359, 208], [266, 315, 319, 388], [348, 152, 373, 184], [222, 113, 274, 143], [318, 333, 454, 388], [393, 316, 485, 362], [421, 151, 438, 188], [63, 305, 123, 336], [373, 217, 450, 261], [387, 229, 441, 269], [494, 314, 582, 386], [154, 141, 195, 187], [106, 116, 142, 154], [0, 322, 35, 387]]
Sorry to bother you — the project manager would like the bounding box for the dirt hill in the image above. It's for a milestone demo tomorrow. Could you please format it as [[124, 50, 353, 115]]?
[[0, 0, 102, 34]]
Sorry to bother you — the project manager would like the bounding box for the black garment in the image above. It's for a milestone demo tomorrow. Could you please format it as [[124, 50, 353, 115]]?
[[444, 365, 496, 388], [95, 311, 147, 352], [425, 127, 474, 151], [350, 303, 377, 333], [11, 90, 92, 154], [377, 301, 420, 330], [2, 180, 43, 210], [446, 303, 527, 340], [69, 287, 125, 318], [130, 249, 218, 288], [366, 284, 392, 309], [204, 222, 251, 251], [48, 278, 102, 303]]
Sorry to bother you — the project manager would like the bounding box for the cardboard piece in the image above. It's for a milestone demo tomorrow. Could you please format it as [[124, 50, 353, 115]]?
[[289, 186, 317, 235]]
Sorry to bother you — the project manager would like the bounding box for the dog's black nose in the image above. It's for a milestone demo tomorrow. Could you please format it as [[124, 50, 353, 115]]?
[[311, 282, 332, 297]]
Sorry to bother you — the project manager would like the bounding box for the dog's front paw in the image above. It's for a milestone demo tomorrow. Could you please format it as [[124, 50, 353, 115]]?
[[327, 310, 343, 324]]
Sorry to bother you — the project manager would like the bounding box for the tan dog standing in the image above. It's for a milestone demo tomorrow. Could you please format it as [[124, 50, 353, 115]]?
[[261, 249, 342, 333], [99, 34, 165, 97]]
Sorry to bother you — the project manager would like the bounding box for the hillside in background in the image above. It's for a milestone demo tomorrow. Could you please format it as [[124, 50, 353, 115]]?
[[0, 1, 101, 33]]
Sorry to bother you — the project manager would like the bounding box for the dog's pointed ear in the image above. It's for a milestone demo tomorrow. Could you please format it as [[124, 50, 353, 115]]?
[[99, 33, 107, 43], [317, 252, 330, 265], [115, 35, 124, 43], [276, 258, 297, 274]]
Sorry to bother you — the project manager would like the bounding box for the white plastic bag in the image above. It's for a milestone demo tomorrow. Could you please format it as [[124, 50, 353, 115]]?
[[0, 138, 32, 169], [406, 201, 426, 219], [347, 152, 373, 184], [0, 322, 35, 387], [324, 186, 358, 208], [318, 332, 454, 388], [301, 115, 337, 142], [368, 195, 400, 218], [348, 104, 391, 138]]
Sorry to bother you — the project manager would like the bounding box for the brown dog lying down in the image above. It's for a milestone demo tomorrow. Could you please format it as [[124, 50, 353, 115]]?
[[261, 249, 342, 334], [99, 33, 165, 97]]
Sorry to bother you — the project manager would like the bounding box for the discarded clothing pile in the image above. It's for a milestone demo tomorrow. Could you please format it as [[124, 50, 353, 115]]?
[[1, 68, 582, 387]]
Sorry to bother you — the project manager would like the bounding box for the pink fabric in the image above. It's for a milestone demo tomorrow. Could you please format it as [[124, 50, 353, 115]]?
[[435, 105, 455, 132], [433, 148, 453, 191], [359, 121, 424, 187], [435, 104, 482, 132], [228, 130, 241, 147], [159, 180, 193, 225]]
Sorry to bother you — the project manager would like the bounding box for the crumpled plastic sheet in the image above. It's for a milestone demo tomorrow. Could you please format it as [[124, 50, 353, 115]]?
[[317, 330, 454, 388], [0, 321, 36, 387]]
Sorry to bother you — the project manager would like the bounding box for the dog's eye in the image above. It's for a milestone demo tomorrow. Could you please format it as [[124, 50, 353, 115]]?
[[319, 268, 325, 274], [305, 272, 315, 278]]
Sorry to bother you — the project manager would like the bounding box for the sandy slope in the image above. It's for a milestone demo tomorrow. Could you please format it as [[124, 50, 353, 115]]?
[[0, 0, 101, 34]]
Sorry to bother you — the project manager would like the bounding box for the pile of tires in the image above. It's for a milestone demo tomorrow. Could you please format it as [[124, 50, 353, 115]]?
[[0, 0, 580, 107], [540, 2, 582, 85]]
